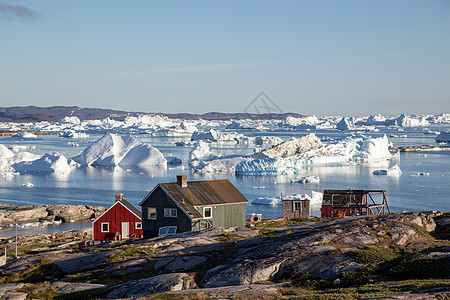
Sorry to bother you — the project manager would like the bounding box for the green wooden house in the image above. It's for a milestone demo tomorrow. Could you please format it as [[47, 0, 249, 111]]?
[[139, 175, 248, 238]]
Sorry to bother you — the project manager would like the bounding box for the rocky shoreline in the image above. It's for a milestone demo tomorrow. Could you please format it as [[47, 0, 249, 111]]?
[[390, 144, 450, 152], [0, 203, 106, 228], [0, 211, 449, 299]]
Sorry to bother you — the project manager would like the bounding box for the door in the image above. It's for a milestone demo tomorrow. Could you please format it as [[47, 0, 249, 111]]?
[[121, 222, 129, 240]]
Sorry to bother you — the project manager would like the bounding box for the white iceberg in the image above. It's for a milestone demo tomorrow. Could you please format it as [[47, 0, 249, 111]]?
[[395, 114, 429, 127], [72, 133, 167, 166], [0, 144, 15, 159], [373, 164, 402, 176], [11, 132, 37, 139], [59, 116, 81, 125], [235, 158, 304, 175], [336, 117, 352, 130], [59, 130, 89, 138], [12, 153, 73, 173], [252, 191, 323, 206], [292, 176, 320, 184]]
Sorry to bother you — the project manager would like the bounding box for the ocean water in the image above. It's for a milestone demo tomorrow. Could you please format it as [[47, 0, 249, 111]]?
[[0, 125, 449, 235]]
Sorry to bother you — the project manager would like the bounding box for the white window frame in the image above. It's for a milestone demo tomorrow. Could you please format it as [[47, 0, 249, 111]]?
[[294, 201, 301, 211], [203, 207, 212, 219], [135, 222, 142, 229], [164, 208, 177, 218], [101, 222, 109, 232], [148, 207, 157, 220], [158, 226, 168, 236]]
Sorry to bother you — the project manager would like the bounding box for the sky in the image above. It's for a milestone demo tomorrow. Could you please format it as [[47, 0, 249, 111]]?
[[1, 1, 449, 116]]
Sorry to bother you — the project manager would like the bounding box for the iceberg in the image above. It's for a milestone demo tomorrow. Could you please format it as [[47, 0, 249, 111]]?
[[395, 114, 429, 127], [373, 164, 402, 176], [59, 116, 81, 125], [436, 130, 450, 143], [12, 153, 73, 173], [72, 133, 166, 166], [235, 158, 304, 175], [11, 132, 37, 139], [336, 117, 352, 131], [292, 176, 320, 184], [252, 191, 323, 206]]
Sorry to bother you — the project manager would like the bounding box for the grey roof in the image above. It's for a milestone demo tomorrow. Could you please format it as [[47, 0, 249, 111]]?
[[158, 179, 248, 219]]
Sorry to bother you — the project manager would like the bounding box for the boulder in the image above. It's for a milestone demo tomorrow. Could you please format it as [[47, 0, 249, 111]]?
[[107, 273, 196, 299]]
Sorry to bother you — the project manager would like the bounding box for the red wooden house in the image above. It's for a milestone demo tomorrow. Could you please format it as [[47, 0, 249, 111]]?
[[93, 193, 143, 241]]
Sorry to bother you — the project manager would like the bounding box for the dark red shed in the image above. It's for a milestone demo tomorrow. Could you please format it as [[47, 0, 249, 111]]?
[[93, 193, 143, 241]]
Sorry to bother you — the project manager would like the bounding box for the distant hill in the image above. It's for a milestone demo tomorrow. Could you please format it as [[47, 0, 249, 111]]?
[[0, 106, 304, 122]]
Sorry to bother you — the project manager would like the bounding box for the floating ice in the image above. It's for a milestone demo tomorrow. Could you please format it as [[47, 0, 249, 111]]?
[[13, 153, 73, 173], [373, 164, 402, 176], [72, 133, 167, 166], [22, 182, 34, 187], [252, 191, 323, 206], [336, 117, 352, 131], [235, 158, 304, 175], [292, 176, 320, 184], [59, 130, 89, 138], [59, 116, 81, 125], [436, 130, 450, 143], [11, 132, 37, 139]]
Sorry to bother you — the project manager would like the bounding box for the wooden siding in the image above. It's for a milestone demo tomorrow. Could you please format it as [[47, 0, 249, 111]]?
[[283, 199, 310, 219], [195, 203, 246, 228], [93, 202, 143, 241], [141, 186, 192, 238]]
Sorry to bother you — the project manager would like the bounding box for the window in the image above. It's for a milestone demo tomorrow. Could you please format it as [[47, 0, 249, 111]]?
[[164, 208, 177, 218], [203, 207, 212, 219], [167, 226, 177, 235], [158, 227, 168, 236], [158, 226, 177, 236], [148, 207, 156, 220], [101, 222, 109, 232], [135, 222, 142, 229], [294, 202, 301, 211]]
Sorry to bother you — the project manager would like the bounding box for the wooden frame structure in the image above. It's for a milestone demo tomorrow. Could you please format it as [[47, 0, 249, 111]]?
[[321, 189, 389, 219]]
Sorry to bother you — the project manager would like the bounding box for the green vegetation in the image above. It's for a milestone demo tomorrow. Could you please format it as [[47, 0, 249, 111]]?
[[0, 258, 61, 284], [258, 228, 278, 238], [348, 246, 400, 264]]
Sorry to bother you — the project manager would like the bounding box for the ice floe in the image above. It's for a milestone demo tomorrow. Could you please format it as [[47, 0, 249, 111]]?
[[436, 130, 450, 143], [252, 191, 323, 206], [373, 164, 402, 176], [291, 176, 320, 184]]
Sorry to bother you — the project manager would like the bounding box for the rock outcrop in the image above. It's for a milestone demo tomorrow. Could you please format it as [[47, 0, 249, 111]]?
[[0, 204, 106, 226]]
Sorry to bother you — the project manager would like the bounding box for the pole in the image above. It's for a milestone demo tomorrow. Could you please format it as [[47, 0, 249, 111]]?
[[15, 219, 18, 259]]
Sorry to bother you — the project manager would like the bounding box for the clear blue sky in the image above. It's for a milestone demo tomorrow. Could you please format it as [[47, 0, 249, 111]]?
[[1, 1, 449, 116]]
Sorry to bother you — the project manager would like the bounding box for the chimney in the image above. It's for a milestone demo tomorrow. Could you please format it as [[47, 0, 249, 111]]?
[[115, 193, 123, 202], [177, 175, 187, 188]]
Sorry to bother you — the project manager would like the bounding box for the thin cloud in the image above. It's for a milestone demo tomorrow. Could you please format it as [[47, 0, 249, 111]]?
[[334, 53, 401, 61], [154, 61, 275, 73], [0, 3, 42, 22]]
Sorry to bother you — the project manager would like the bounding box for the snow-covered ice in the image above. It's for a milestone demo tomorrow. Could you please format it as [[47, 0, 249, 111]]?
[[71, 133, 167, 166], [291, 176, 320, 184]]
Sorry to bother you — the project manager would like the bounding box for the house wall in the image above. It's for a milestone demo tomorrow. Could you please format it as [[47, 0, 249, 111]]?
[[141, 186, 192, 238], [283, 200, 310, 219], [194, 203, 246, 228], [93, 203, 143, 241]]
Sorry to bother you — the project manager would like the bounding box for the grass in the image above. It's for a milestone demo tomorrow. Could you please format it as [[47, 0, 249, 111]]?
[[348, 246, 400, 264], [107, 245, 155, 264], [0, 258, 61, 284], [252, 217, 329, 228], [279, 278, 450, 299], [257, 228, 278, 238]]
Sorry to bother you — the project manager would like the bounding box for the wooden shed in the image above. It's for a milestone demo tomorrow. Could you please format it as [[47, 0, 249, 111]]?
[[92, 193, 143, 241], [321, 189, 389, 219], [283, 197, 310, 219], [139, 176, 248, 238]]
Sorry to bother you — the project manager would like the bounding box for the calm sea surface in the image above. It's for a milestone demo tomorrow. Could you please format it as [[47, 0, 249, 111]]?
[[1, 125, 449, 235]]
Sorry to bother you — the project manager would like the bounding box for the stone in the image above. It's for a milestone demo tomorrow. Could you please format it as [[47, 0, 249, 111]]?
[[53, 251, 116, 274], [0, 284, 24, 297], [2, 292, 27, 300], [58, 283, 106, 294], [171, 284, 279, 298], [106, 273, 196, 299]]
